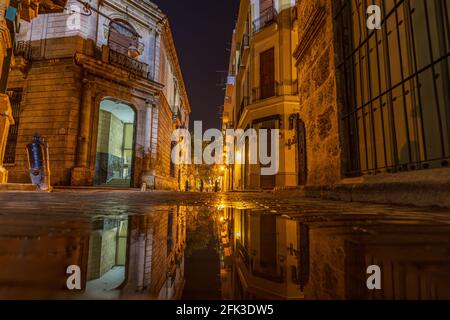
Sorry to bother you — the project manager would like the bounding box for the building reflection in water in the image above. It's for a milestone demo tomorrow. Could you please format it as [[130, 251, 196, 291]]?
[[0, 206, 187, 300], [219, 208, 450, 300], [219, 209, 305, 300], [0, 205, 449, 300]]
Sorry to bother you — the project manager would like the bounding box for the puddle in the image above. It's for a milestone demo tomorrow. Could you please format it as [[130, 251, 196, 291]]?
[[0, 205, 449, 299]]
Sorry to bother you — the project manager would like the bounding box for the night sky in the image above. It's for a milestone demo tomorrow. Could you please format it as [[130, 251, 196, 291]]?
[[152, 0, 240, 129]]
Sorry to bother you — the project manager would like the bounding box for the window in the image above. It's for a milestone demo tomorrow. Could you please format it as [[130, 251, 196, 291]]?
[[4, 90, 22, 164], [335, 0, 450, 175], [259, 47, 275, 100], [260, 0, 273, 15], [170, 141, 176, 178], [108, 19, 139, 56], [254, 0, 277, 33]]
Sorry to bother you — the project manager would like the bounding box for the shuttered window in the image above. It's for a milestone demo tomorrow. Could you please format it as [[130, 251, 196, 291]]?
[[260, 47, 275, 99]]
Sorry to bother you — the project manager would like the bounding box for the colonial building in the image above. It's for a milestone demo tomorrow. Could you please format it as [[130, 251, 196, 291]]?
[[223, 0, 450, 206], [222, 0, 300, 191], [221, 208, 304, 299], [1, 0, 68, 183], [0, 206, 186, 299], [2, 0, 190, 189]]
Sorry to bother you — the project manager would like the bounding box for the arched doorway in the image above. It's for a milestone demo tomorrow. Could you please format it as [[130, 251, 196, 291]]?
[[94, 99, 136, 188]]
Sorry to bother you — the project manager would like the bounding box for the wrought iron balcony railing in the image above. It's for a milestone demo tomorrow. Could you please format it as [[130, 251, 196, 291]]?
[[108, 48, 153, 80], [15, 41, 32, 60], [239, 34, 250, 68], [236, 240, 250, 269], [253, 7, 278, 34], [240, 34, 250, 53], [252, 80, 299, 103], [237, 96, 249, 122]]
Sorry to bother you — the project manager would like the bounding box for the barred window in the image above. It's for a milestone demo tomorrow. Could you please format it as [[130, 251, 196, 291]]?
[[334, 0, 450, 175], [4, 90, 22, 164]]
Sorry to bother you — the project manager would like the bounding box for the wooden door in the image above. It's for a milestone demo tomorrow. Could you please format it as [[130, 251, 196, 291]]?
[[259, 48, 275, 100], [297, 118, 307, 185]]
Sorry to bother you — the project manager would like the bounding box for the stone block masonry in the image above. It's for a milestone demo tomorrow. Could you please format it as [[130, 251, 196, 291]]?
[[295, 0, 341, 186], [7, 56, 81, 186]]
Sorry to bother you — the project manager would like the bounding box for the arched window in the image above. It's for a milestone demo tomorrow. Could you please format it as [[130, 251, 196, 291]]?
[[108, 19, 140, 57]]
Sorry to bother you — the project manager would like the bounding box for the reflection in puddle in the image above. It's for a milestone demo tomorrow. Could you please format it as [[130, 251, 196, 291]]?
[[0, 205, 449, 300], [86, 217, 128, 293], [219, 208, 450, 300]]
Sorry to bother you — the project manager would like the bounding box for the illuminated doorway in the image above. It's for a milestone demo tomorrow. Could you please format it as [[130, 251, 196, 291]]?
[[86, 217, 129, 293], [94, 99, 136, 188]]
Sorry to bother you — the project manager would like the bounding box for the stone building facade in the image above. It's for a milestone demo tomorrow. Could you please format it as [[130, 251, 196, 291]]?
[[0, 206, 186, 299], [222, 0, 300, 191], [223, 0, 450, 206], [3, 0, 190, 189], [0, 0, 68, 183], [294, 0, 450, 206], [294, 0, 340, 186]]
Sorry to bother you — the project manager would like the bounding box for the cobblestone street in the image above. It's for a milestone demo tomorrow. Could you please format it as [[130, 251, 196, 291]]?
[[0, 190, 449, 300], [1, 189, 450, 220]]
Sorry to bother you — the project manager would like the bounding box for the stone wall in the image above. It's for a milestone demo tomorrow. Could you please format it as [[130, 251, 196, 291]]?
[[20, 0, 162, 73], [295, 0, 341, 185], [3, 0, 188, 190], [0, 218, 90, 296], [6, 57, 81, 186], [153, 95, 177, 190], [123, 207, 184, 298]]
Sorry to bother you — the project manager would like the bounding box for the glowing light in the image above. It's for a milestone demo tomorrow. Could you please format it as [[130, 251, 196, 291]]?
[[236, 150, 242, 163]]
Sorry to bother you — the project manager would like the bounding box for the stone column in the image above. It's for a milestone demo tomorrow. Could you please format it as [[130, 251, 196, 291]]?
[[71, 78, 94, 186], [141, 97, 157, 188], [144, 99, 153, 169], [0, 6, 12, 89], [0, 5, 13, 184], [0, 94, 13, 183]]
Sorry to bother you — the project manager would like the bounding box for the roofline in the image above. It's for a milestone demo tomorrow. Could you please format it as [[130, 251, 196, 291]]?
[[160, 19, 192, 113]]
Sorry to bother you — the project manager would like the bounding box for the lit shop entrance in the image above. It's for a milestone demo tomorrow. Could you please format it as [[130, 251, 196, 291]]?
[[94, 99, 136, 188]]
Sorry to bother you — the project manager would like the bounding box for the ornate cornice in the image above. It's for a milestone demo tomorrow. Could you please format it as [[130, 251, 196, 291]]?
[[0, 18, 12, 53], [161, 20, 191, 113], [293, 5, 326, 66], [74, 52, 164, 94]]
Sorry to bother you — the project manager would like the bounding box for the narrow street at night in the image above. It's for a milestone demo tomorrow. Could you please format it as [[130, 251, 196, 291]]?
[[1, 0, 450, 314], [0, 190, 449, 300]]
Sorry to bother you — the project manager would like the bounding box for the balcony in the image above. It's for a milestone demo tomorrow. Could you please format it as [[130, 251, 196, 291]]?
[[15, 41, 33, 60], [252, 80, 299, 103], [253, 7, 278, 34], [20, 0, 68, 22], [237, 96, 249, 122], [239, 34, 250, 68], [109, 48, 149, 78], [13, 41, 33, 74]]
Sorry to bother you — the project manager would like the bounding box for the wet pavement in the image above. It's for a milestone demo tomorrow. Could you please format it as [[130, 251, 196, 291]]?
[[0, 190, 449, 300]]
